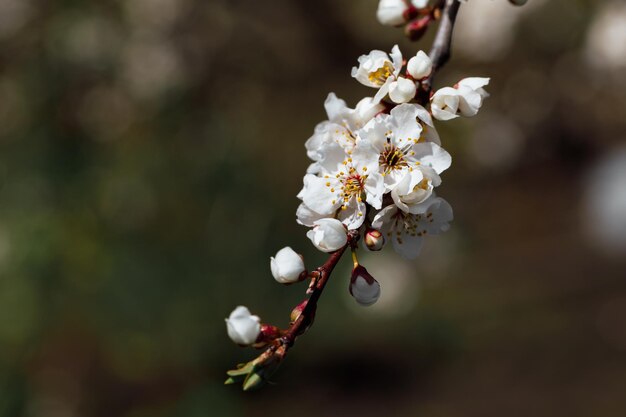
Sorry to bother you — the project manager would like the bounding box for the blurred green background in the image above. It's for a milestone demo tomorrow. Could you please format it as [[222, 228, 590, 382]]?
[[1, 0, 625, 415]]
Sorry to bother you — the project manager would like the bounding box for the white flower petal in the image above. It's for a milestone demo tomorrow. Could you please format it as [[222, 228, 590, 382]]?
[[388, 77, 417, 104]]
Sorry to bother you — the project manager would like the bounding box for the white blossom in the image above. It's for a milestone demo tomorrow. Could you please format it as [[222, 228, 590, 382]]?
[[351, 45, 403, 103], [407, 50, 433, 80], [431, 77, 490, 121], [306, 218, 348, 252], [358, 103, 451, 192], [305, 93, 383, 171], [270, 247, 305, 284], [430, 87, 461, 121], [225, 306, 261, 346], [372, 195, 453, 259], [388, 76, 417, 104], [300, 141, 384, 229]]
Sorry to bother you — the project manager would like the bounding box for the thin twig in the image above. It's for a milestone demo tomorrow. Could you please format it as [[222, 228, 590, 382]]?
[[419, 0, 462, 101]]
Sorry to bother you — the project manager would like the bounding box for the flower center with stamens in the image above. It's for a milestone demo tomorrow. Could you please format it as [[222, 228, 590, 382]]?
[[341, 174, 366, 208], [368, 62, 393, 86], [379, 143, 408, 174]]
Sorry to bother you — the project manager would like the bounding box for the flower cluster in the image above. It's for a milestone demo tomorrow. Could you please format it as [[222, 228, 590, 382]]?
[[224, 0, 497, 391], [298, 45, 488, 260]]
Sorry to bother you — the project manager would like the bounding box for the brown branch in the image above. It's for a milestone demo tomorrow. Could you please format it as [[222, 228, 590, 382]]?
[[279, 229, 359, 351], [418, 0, 462, 102]]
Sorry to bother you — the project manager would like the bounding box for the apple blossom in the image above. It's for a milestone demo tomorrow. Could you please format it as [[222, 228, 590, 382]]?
[[225, 306, 261, 346], [306, 218, 348, 252], [270, 247, 306, 284]]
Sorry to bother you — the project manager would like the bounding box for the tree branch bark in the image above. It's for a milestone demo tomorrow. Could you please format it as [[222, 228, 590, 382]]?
[[419, 0, 462, 101]]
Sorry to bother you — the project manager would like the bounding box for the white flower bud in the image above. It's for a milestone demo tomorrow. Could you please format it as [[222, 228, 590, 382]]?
[[388, 77, 417, 104], [349, 265, 381, 306], [376, 0, 409, 26], [407, 50, 433, 80], [225, 306, 261, 346], [306, 218, 348, 252], [364, 228, 385, 251], [430, 87, 461, 121], [270, 246, 306, 284]]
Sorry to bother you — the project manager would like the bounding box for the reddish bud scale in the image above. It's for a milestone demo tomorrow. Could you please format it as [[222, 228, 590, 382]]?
[[402, 6, 419, 22], [290, 299, 316, 336], [405, 15, 431, 41], [254, 324, 282, 347]]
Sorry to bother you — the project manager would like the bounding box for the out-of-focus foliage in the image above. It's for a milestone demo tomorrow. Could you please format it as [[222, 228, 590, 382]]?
[[0, 0, 625, 416]]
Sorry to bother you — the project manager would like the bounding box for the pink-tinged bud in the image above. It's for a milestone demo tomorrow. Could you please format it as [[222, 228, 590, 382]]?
[[364, 228, 385, 251], [290, 299, 316, 335], [254, 324, 281, 346], [349, 265, 381, 306], [403, 6, 419, 22], [404, 15, 431, 41], [290, 299, 315, 323]]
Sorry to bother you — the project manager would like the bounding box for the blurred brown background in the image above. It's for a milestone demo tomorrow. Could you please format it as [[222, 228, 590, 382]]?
[[0, 0, 625, 416]]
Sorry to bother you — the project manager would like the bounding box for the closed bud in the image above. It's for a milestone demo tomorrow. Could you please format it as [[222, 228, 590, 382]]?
[[306, 218, 348, 253], [364, 228, 385, 251], [270, 246, 306, 284], [404, 15, 431, 41], [388, 77, 417, 104], [349, 265, 381, 306], [290, 299, 316, 335], [407, 50, 433, 80], [290, 299, 309, 322], [509, 0, 528, 5], [225, 306, 261, 346]]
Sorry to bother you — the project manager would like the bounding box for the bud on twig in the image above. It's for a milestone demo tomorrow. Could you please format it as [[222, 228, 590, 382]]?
[[404, 15, 431, 41], [253, 324, 282, 348], [349, 264, 381, 306], [364, 228, 385, 251], [290, 299, 316, 335]]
